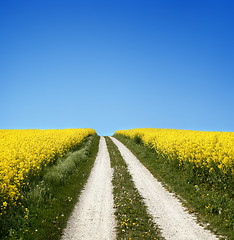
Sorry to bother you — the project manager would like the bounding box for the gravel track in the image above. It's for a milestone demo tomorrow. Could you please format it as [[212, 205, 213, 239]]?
[[61, 137, 116, 240], [110, 137, 218, 240]]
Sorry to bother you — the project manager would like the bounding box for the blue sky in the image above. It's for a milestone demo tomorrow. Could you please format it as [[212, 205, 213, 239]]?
[[0, 0, 233, 136]]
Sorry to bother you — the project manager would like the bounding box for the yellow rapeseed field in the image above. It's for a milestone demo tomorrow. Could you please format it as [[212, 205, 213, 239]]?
[[0, 128, 96, 213], [115, 128, 234, 176]]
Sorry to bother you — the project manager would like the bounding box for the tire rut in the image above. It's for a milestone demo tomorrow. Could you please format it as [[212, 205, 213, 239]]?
[[110, 136, 218, 240], [62, 137, 116, 240]]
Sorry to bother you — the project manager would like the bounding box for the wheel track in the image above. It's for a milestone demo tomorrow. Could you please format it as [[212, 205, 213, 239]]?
[[110, 136, 218, 240], [62, 137, 116, 240]]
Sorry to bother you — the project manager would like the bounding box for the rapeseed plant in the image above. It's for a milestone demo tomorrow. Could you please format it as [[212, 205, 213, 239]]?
[[115, 128, 233, 186], [0, 128, 96, 212]]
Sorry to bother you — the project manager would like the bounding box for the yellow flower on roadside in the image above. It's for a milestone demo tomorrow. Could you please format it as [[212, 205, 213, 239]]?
[[115, 128, 234, 176], [0, 128, 96, 211]]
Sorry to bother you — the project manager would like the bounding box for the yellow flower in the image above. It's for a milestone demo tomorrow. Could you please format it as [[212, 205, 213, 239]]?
[[0, 129, 96, 208], [115, 128, 234, 175]]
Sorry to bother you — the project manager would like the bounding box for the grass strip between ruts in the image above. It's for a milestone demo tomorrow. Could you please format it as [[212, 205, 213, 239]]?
[[114, 134, 233, 240], [2, 134, 100, 240], [105, 137, 164, 240]]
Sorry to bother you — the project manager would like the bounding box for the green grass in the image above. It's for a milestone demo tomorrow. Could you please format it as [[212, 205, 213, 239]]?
[[114, 134, 234, 240], [105, 137, 164, 240], [1, 134, 100, 240]]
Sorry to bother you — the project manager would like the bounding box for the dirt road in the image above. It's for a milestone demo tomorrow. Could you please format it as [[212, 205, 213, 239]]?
[[62, 136, 218, 240]]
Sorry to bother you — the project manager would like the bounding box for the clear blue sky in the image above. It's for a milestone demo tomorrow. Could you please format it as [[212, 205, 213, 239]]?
[[1, 0, 233, 136]]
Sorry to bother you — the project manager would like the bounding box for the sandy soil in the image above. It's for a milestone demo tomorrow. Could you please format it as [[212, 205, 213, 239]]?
[[61, 137, 116, 240], [110, 137, 218, 240]]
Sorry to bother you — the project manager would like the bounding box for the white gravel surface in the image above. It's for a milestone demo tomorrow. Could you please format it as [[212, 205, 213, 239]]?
[[61, 137, 116, 240], [111, 137, 218, 240]]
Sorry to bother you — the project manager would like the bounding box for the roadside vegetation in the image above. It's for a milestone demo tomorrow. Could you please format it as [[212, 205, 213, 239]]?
[[0, 128, 96, 214], [105, 137, 164, 240], [114, 134, 233, 240], [1, 134, 100, 240]]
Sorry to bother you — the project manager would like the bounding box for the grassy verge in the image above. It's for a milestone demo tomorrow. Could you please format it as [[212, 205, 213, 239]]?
[[105, 137, 164, 240], [1, 134, 100, 240], [114, 134, 233, 240]]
